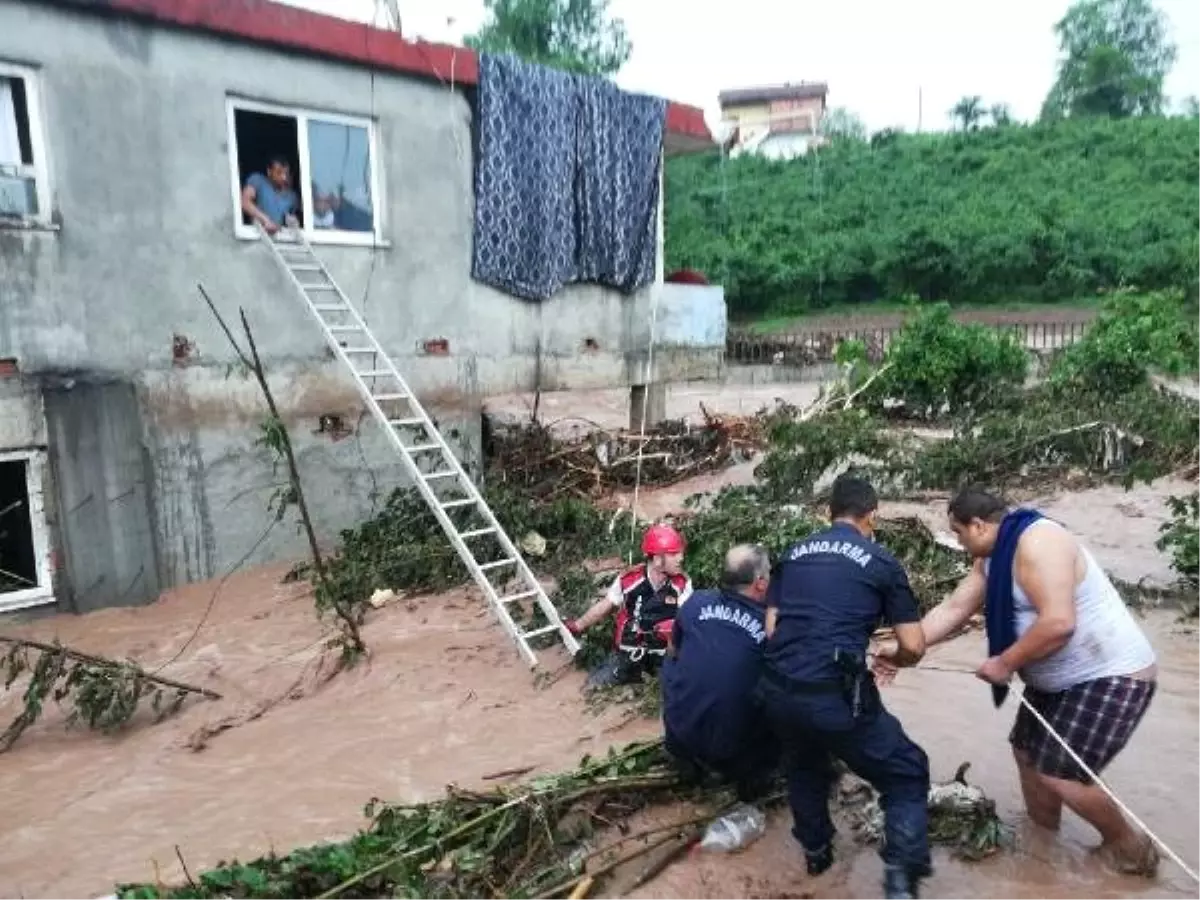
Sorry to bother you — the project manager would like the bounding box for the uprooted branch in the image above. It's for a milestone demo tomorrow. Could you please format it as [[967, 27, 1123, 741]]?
[[0, 635, 219, 752]]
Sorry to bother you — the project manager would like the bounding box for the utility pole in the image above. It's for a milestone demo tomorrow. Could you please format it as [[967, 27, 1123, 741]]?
[[377, 0, 401, 31], [917, 86, 923, 133]]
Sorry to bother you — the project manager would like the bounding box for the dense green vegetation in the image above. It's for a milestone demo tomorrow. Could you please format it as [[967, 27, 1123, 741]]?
[[664, 116, 1199, 319]]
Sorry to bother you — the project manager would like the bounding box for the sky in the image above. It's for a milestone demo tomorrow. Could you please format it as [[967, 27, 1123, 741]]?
[[279, 0, 1199, 134]]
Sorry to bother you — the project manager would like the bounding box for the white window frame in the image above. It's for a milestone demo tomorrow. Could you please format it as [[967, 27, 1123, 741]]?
[[0, 449, 54, 613], [226, 96, 386, 248], [0, 61, 53, 229]]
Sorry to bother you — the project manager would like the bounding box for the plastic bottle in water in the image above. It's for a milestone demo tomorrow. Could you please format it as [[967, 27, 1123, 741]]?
[[698, 802, 768, 852]]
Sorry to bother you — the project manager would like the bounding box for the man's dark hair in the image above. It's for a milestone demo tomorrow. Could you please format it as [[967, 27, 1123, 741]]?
[[948, 485, 1008, 525], [829, 474, 878, 520], [267, 155, 290, 170], [721, 544, 770, 590]]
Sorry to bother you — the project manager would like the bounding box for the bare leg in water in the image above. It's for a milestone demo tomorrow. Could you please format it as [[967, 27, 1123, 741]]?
[[1013, 748, 1062, 830], [1037, 770, 1158, 875]]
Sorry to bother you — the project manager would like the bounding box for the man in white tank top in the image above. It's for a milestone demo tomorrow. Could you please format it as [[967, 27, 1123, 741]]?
[[873, 486, 1159, 877]]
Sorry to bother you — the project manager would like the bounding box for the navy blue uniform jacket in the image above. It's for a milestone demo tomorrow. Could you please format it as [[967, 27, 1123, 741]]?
[[662, 587, 768, 761], [764, 522, 921, 683]]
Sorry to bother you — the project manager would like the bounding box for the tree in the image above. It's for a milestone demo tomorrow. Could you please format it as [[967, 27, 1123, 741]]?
[[1181, 95, 1200, 117], [950, 95, 985, 130], [989, 103, 1014, 126], [465, 0, 632, 78], [1041, 0, 1177, 119], [821, 107, 868, 141]]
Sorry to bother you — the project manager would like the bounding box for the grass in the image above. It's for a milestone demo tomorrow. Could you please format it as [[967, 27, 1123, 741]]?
[[738, 298, 1100, 334]]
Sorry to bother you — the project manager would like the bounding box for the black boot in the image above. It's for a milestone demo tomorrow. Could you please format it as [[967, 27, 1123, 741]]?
[[805, 843, 834, 876], [882, 864, 919, 899]]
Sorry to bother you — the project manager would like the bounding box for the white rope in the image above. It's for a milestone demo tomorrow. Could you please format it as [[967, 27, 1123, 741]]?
[[906, 665, 1198, 883], [626, 264, 664, 563], [1015, 690, 1200, 884]]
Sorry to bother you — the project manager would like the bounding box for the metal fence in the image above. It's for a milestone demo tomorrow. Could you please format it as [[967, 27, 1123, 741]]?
[[726, 318, 1092, 367]]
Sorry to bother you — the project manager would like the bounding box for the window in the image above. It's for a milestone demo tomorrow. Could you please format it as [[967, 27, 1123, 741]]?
[[227, 97, 382, 246], [0, 450, 53, 613], [0, 63, 51, 225]]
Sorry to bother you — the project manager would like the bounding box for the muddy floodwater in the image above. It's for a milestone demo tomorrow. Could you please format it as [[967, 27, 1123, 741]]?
[[1, 387, 1197, 898]]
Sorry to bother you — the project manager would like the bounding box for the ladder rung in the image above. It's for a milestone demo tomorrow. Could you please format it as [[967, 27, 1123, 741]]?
[[459, 527, 496, 540], [389, 417, 424, 427], [405, 443, 441, 453], [499, 590, 538, 604], [423, 471, 457, 481], [440, 498, 476, 510], [290, 264, 322, 271], [342, 347, 377, 353], [305, 285, 339, 291], [479, 558, 516, 571], [373, 392, 409, 401], [314, 303, 346, 311], [328, 325, 361, 332], [358, 369, 396, 378], [521, 624, 561, 639]]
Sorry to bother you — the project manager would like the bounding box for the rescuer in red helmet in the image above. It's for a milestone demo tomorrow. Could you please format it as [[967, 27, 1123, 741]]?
[[565, 523, 693, 689]]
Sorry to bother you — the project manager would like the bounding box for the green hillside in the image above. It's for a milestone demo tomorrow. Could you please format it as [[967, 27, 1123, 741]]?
[[663, 116, 1200, 319]]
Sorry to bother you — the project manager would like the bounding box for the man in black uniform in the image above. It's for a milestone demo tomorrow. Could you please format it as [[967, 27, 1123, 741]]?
[[757, 475, 931, 899]]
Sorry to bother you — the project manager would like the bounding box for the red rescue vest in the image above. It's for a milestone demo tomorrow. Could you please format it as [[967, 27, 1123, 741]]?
[[612, 564, 693, 658]]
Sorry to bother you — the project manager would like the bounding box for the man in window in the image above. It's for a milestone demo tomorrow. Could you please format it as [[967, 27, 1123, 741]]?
[[241, 156, 298, 234]]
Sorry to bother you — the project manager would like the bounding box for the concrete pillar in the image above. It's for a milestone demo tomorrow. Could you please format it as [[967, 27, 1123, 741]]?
[[629, 382, 667, 431]]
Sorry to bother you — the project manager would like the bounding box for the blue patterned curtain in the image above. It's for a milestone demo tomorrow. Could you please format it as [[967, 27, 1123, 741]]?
[[471, 53, 667, 302]]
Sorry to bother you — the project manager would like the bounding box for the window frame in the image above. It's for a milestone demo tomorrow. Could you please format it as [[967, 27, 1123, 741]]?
[[0, 449, 54, 613], [225, 95, 386, 248], [0, 61, 53, 229]]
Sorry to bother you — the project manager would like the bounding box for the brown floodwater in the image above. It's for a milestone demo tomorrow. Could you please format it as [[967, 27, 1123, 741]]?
[[0, 462, 1196, 899]]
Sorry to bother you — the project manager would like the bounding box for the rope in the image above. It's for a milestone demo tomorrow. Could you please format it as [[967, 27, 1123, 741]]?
[[626, 214, 665, 563], [1014, 689, 1199, 884], [909, 664, 1199, 884]]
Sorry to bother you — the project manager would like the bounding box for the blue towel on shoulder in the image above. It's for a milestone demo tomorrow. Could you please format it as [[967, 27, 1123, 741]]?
[[985, 507, 1043, 708]]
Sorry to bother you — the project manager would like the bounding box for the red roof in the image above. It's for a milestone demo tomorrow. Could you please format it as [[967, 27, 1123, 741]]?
[[46, 0, 712, 151]]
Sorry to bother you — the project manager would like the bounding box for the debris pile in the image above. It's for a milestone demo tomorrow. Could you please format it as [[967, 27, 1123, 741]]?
[[115, 740, 1008, 899], [484, 414, 760, 502]]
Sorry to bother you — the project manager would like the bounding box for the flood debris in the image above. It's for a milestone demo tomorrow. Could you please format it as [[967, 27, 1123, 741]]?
[[484, 414, 757, 502], [114, 740, 1008, 899], [0, 635, 219, 752], [841, 761, 1011, 862]]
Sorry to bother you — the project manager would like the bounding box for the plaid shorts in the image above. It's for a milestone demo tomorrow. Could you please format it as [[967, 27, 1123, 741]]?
[[1010, 675, 1156, 783]]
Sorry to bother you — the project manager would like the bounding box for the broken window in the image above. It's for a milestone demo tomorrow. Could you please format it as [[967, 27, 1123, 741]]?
[[0, 63, 50, 224], [228, 98, 380, 245]]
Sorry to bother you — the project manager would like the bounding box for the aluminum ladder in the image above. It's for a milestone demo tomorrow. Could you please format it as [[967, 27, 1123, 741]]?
[[257, 227, 581, 667]]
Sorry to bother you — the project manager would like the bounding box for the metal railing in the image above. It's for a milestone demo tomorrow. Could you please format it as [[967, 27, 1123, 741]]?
[[726, 318, 1092, 367]]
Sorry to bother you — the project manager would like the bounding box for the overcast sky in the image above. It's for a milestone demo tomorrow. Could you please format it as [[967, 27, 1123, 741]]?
[[279, 0, 1199, 132]]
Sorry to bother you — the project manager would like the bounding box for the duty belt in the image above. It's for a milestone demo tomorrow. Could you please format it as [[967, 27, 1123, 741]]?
[[760, 666, 843, 694]]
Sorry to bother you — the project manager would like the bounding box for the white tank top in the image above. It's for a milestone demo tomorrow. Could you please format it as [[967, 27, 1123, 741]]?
[[984, 520, 1156, 692]]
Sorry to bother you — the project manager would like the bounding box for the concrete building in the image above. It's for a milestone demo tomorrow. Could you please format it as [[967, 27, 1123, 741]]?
[[718, 82, 828, 160], [0, 0, 722, 616]]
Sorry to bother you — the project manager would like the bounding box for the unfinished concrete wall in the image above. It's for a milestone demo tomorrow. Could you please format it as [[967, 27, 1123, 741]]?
[[42, 379, 161, 612]]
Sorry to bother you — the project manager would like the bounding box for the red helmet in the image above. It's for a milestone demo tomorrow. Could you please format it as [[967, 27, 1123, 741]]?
[[642, 523, 685, 556]]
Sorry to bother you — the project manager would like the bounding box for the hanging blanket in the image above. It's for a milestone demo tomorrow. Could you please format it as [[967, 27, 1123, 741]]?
[[574, 77, 667, 293], [471, 52, 667, 302], [471, 53, 577, 302]]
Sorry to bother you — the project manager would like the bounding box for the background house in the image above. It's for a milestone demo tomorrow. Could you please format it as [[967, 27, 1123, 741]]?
[[0, 0, 720, 616], [718, 82, 829, 159]]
